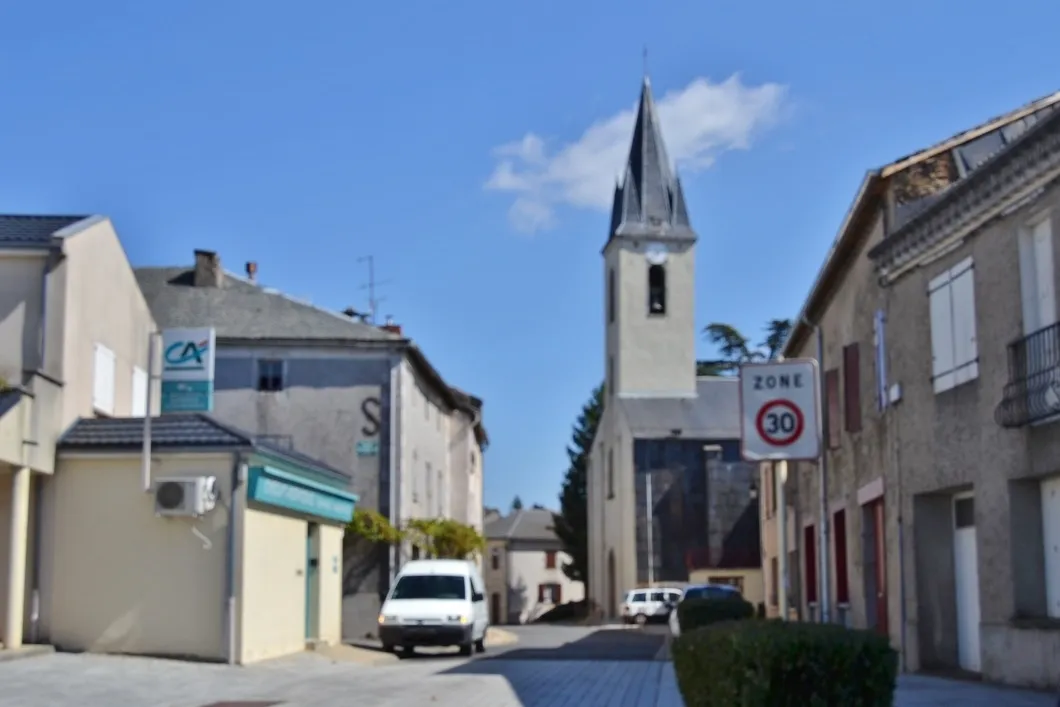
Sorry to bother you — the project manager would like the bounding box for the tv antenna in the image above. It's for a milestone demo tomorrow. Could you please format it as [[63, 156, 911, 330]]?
[[357, 256, 392, 325]]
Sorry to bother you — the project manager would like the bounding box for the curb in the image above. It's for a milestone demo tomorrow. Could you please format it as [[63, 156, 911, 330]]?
[[0, 645, 55, 663]]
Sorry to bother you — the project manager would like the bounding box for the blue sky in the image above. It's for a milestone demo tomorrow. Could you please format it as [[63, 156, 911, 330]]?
[[2, 1, 1058, 512]]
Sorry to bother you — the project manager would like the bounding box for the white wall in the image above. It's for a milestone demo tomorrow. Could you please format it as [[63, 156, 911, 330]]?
[[398, 359, 452, 525], [507, 549, 585, 624]]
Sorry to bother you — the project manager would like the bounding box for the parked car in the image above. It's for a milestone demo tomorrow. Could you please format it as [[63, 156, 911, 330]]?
[[667, 583, 742, 637], [621, 587, 683, 625], [377, 559, 490, 656]]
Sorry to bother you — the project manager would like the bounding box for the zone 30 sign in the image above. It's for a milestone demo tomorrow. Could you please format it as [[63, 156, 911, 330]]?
[[739, 359, 822, 461]]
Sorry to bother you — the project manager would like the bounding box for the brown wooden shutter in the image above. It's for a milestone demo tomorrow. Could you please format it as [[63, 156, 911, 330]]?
[[826, 368, 841, 449], [843, 343, 862, 433]]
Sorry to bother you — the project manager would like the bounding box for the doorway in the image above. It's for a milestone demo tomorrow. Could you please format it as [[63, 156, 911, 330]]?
[[953, 493, 981, 672], [305, 523, 320, 641], [862, 499, 888, 637], [607, 549, 616, 618], [490, 592, 501, 625], [1043, 477, 1060, 618]]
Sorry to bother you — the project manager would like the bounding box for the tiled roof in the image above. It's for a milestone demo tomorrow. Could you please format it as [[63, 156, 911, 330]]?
[[608, 78, 695, 245], [619, 377, 741, 439], [484, 507, 559, 542], [0, 215, 88, 246], [58, 413, 350, 482], [135, 266, 401, 343]]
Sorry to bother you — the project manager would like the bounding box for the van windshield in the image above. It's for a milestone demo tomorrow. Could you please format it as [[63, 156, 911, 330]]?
[[391, 574, 466, 600]]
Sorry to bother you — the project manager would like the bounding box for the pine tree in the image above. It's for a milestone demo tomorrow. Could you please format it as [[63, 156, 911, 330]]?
[[553, 384, 604, 588], [511, 496, 523, 511]]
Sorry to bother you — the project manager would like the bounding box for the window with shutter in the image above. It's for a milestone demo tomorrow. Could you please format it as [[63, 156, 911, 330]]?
[[825, 368, 840, 449], [843, 344, 861, 433], [131, 366, 148, 417], [928, 257, 978, 394], [93, 344, 116, 415]]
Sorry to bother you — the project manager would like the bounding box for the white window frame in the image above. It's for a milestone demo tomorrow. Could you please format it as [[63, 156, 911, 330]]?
[[93, 343, 116, 415], [928, 257, 979, 394], [131, 366, 148, 417]]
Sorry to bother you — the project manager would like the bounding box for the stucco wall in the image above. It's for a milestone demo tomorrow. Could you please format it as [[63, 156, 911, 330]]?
[[239, 506, 306, 664], [317, 523, 344, 646], [588, 402, 635, 617], [212, 346, 391, 640], [399, 358, 451, 525], [46, 454, 231, 660], [507, 547, 584, 624], [0, 253, 45, 382]]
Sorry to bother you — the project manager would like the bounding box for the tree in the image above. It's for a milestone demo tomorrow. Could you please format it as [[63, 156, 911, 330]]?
[[697, 319, 793, 374], [346, 509, 485, 561], [511, 496, 524, 511], [553, 383, 603, 589]]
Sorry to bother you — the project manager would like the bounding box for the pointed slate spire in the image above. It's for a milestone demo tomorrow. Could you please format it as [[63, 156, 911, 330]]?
[[608, 77, 696, 244]]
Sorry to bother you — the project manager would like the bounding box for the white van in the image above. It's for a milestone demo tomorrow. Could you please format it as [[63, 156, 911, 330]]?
[[377, 558, 490, 656]]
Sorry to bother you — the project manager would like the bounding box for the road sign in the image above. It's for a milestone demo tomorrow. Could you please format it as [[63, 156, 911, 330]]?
[[739, 359, 821, 461]]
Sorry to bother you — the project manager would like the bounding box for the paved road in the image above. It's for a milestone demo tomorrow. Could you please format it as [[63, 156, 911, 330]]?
[[0, 626, 1055, 706]]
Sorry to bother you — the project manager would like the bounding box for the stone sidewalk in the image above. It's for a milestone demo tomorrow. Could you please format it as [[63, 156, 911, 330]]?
[[0, 649, 1054, 706]]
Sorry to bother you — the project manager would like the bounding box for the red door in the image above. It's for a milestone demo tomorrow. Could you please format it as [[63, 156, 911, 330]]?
[[871, 500, 888, 638]]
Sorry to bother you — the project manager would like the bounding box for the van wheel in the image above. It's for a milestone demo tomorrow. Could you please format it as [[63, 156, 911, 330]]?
[[634, 613, 648, 626], [474, 638, 486, 653], [459, 642, 473, 657], [381, 643, 395, 653]]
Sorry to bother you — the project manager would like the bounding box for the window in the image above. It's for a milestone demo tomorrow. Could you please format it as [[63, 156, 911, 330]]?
[[770, 556, 779, 606], [928, 256, 979, 394], [491, 548, 500, 571], [92, 343, 116, 415], [607, 448, 615, 499], [843, 343, 862, 433], [545, 550, 557, 569], [825, 368, 840, 449], [648, 264, 666, 315], [804, 524, 818, 604], [1019, 217, 1056, 336], [538, 583, 562, 605], [833, 509, 849, 604], [608, 267, 616, 323], [391, 574, 466, 600], [873, 310, 889, 411], [257, 359, 284, 392], [608, 355, 615, 398], [131, 366, 148, 417]]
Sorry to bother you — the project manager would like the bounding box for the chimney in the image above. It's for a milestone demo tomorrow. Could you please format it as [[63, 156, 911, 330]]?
[[245, 261, 258, 282], [381, 315, 402, 336], [193, 249, 224, 288]]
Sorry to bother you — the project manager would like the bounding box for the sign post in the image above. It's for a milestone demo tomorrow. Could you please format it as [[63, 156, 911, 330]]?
[[739, 359, 821, 462], [160, 328, 216, 413], [740, 358, 821, 623]]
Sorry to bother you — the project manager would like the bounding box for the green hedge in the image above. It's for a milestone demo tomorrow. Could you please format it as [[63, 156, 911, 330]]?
[[676, 597, 754, 631], [672, 620, 898, 707]]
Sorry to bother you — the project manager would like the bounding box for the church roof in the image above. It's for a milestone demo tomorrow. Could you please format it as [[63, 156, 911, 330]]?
[[619, 377, 740, 439], [607, 77, 696, 245]]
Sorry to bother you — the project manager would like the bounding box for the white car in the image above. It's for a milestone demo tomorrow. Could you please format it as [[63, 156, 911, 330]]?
[[377, 559, 490, 656], [668, 583, 742, 637], [622, 587, 683, 625]]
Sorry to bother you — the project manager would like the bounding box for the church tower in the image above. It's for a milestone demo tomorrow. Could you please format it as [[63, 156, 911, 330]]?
[[604, 77, 698, 399]]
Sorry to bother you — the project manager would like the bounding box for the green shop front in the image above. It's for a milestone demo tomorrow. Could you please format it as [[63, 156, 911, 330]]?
[[237, 457, 358, 663]]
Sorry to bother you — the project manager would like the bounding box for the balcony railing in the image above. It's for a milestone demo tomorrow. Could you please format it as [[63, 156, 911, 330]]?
[[995, 321, 1060, 428]]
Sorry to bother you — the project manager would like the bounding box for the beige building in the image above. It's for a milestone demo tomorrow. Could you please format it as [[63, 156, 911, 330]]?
[[51, 414, 354, 663], [1, 215, 157, 651], [484, 507, 584, 624], [1, 214, 356, 663], [769, 90, 1060, 689]]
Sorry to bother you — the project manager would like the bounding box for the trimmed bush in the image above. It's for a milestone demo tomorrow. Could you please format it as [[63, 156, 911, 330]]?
[[672, 619, 898, 707], [676, 597, 755, 631]]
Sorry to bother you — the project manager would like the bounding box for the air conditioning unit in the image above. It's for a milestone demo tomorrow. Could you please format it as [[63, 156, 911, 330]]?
[[153, 476, 219, 517]]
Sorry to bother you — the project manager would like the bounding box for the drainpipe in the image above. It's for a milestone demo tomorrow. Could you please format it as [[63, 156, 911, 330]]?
[[802, 318, 831, 624], [225, 456, 246, 665], [28, 254, 52, 644], [141, 332, 158, 493]]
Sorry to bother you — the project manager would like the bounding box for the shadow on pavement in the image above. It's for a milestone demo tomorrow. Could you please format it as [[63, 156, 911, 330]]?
[[444, 628, 667, 665]]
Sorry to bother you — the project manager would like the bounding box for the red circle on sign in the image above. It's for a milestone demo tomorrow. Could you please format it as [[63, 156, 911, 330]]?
[[755, 399, 804, 447]]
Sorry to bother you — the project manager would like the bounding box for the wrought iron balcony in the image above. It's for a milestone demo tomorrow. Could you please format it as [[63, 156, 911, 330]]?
[[995, 321, 1060, 428]]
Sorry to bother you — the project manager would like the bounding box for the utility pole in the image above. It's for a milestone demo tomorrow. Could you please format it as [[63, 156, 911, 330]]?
[[357, 256, 392, 325]]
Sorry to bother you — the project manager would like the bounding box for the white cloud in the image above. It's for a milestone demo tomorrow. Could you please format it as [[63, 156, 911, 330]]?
[[485, 74, 788, 233]]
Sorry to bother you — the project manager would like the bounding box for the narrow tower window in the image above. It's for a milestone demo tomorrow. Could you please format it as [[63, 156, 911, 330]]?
[[648, 264, 666, 315], [608, 268, 616, 323]]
